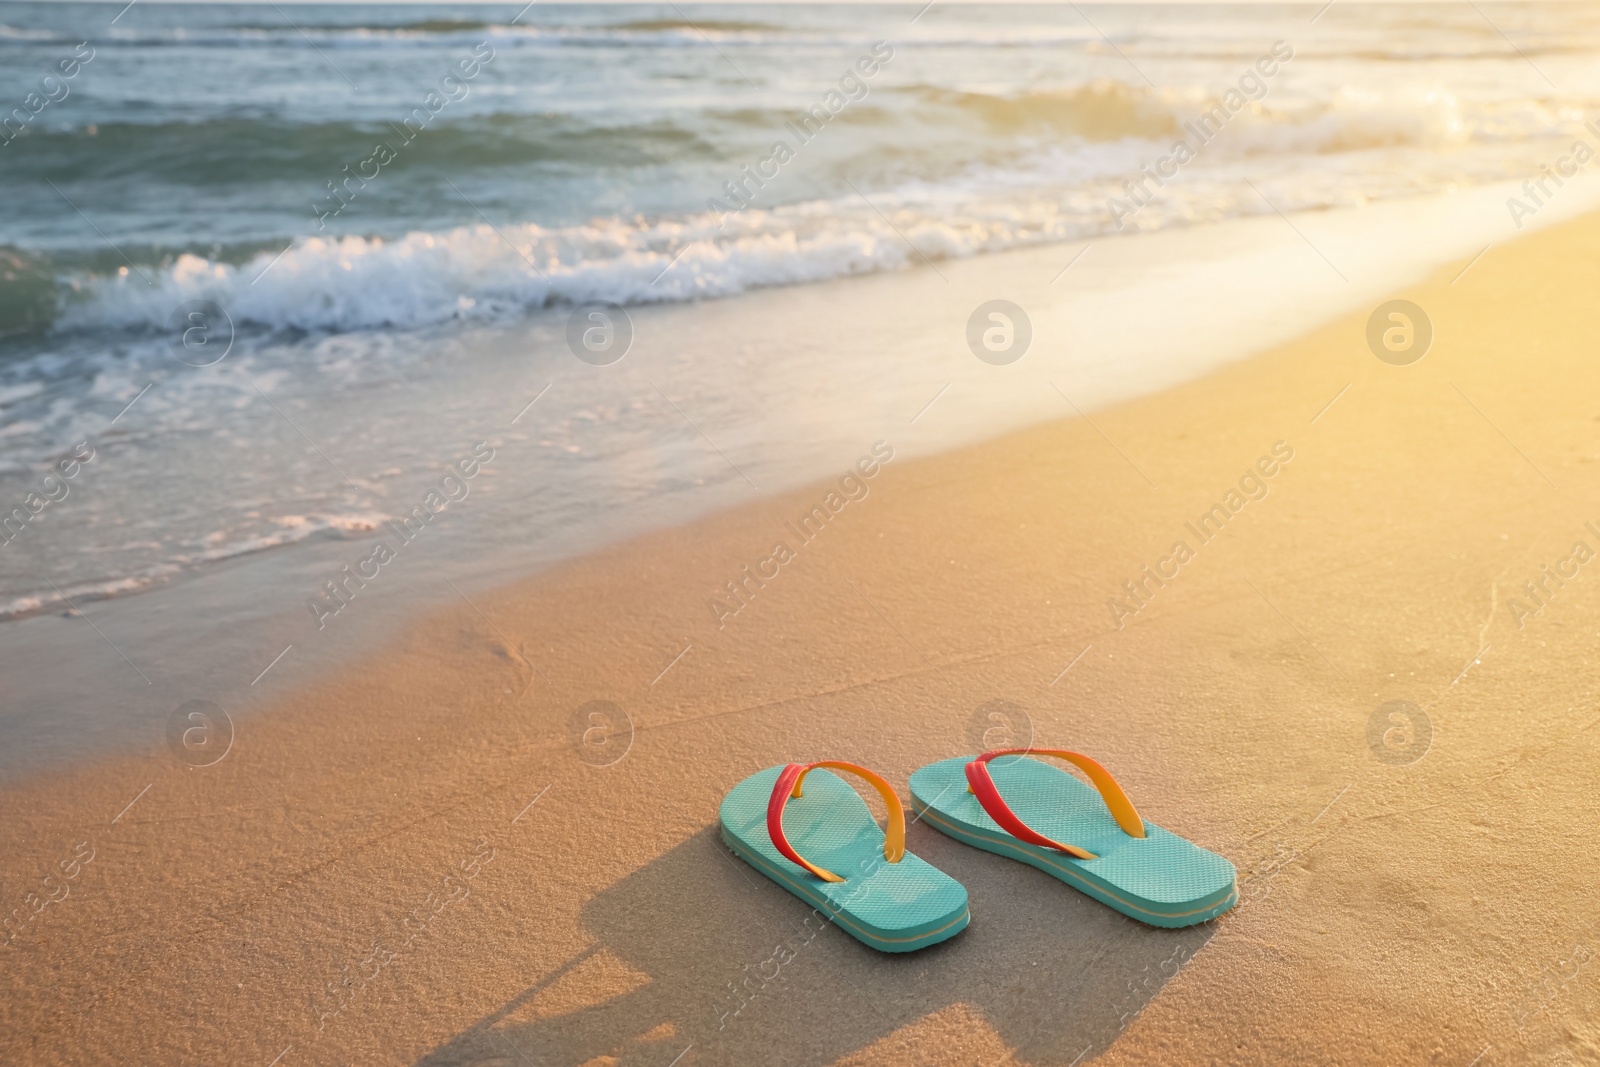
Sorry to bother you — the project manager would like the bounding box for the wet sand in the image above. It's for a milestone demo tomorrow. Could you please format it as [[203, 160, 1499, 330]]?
[[5, 208, 1600, 1066]]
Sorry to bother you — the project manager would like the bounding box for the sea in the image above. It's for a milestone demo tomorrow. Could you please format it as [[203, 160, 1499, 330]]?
[[3, 1, 1600, 776]]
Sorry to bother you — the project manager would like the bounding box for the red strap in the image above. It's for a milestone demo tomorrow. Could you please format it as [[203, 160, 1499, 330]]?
[[964, 749, 1147, 860], [766, 761, 906, 883]]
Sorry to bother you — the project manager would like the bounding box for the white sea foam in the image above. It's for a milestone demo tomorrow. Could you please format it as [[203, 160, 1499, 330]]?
[[0, 511, 392, 620], [0, 571, 175, 621]]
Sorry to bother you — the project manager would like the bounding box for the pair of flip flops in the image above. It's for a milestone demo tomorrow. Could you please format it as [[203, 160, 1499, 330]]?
[[718, 748, 1237, 952]]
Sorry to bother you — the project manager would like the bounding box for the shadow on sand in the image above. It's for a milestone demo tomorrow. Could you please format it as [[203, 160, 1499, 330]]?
[[415, 822, 1219, 1066]]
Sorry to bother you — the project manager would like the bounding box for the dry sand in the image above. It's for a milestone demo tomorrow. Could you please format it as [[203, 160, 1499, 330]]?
[[5, 209, 1600, 1067]]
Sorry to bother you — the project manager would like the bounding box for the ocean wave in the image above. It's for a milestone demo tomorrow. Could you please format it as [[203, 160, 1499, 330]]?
[[20, 76, 1590, 341], [909, 81, 1582, 149], [0, 571, 175, 622], [15, 163, 1466, 339], [0, 249, 58, 339], [225, 18, 498, 34], [8, 81, 1576, 191], [0, 20, 795, 51], [0, 114, 721, 184], [0, 510, 389, 620], [2, 199, 1073, 339], [611, 18, 781, 34], [53, 212, 953, 334], [910, 81, 1181, 141], [216, 15, 780, 36]]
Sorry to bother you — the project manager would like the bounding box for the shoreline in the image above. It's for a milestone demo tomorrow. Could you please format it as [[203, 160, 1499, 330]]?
[[7, 175, 1597, 631], [5, 202, 1600, 1064], [6, 179, 1599, 788]]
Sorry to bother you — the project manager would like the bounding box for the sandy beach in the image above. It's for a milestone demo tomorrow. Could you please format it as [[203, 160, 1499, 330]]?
[[4, 196, 1600, 1066]]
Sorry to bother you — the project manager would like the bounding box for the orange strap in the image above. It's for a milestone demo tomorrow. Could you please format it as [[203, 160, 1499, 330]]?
[[766, 761, 906, 883], [965, 749, 1146, 860]]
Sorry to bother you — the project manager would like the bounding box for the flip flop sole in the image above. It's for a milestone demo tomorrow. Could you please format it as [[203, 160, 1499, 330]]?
[[720, 765, 970, 952], [719, 825, 971, 951], [909, 803, 1236, 928], [910, 757, 1236, 929]]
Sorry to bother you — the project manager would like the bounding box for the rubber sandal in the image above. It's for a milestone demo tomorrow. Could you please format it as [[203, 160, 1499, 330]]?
[[909, 749, 1236, 928], [719, 761, 970, 952]]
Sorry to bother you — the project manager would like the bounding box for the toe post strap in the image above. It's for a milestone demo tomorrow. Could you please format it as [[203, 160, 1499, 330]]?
[[965, 749, 1146, 860], [766, 761, 906, 882]]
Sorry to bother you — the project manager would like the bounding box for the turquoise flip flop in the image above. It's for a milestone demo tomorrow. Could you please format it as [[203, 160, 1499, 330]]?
[[719, 761, 970, 952], [909, 749, 1236, 928]]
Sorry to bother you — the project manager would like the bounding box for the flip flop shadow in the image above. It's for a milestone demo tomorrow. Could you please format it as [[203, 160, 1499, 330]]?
[[414, 823, 1218, 1067]]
